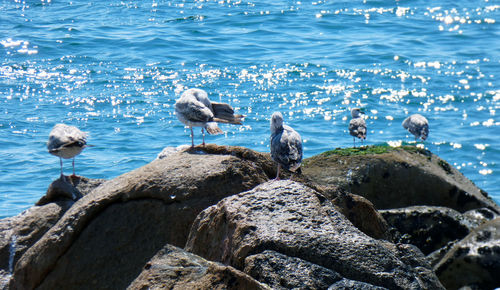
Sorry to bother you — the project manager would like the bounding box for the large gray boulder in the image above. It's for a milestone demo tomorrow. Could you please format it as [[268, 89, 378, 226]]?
[[434, 217, 500, 289], [302, 146, 499, 213], [186, 180, 444, 289], [128, 244, 269, 290], [12, 145, 273, 290]]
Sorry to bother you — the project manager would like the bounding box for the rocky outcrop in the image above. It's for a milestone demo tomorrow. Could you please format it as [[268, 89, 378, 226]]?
[[128, 244, 269, 289], [186, 180, 444, 289], [12, 145, 274, 290], [302, 146, 499, 213], [434, 217, 500, 289], [2, 144, 498, 289]]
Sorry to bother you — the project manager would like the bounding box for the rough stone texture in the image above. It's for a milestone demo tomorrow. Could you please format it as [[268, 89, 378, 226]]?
[[302, 147, 499, 213], [128, 244, 269, 290], [327, 279, 388, 289], [12, 144, 273, 290], [380, 206, 472, 255], [186, 180, 444, 290], [0, 201, 73, 290], [244, 250, 342, 289], [434, 217, 500, 289]]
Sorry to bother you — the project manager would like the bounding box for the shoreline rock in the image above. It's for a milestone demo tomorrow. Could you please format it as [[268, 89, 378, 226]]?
[[0, 144, 497, 289], [302, 146, 499, 213]]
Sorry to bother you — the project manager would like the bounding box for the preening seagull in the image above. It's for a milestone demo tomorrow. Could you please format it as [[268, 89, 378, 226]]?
[[47, 124, 88, 177], [175, 88, 244, 147], [348, 108, 367, 147], [270, 112, 303, 180], [402, 114, 429, 141]]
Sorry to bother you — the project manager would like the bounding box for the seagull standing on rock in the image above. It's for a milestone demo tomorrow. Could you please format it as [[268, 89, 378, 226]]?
[[270, 112, 303, 180], [47, 124, 88, 178], [175, 88, 244, 147], [402, 114, 429, 141], [348, 108, 367, 147]]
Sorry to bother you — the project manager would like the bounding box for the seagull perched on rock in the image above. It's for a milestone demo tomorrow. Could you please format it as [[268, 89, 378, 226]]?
[[270, 112, 303, 180], [47, 124, 88, 178], [402, 114, 429, 141], [175, 88, 244, 147], [348, 108, 367, 147]]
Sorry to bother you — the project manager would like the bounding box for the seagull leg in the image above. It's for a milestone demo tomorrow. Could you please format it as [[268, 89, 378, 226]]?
[[71, 158, 76, 177], [353, 137, 356, 148], [59, 157, 64, 177], [275, 164, 281, 181], [190, 127, 194, 148], [201, 128, 205, 146]]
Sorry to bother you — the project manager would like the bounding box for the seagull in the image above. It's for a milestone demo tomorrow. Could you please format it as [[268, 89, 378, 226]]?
[[47, 124, 88, 178], [402, 114, 429, 141], [348, 108, 367, 147], [270, 112, 303, 180], [175, 88, 244, 147]]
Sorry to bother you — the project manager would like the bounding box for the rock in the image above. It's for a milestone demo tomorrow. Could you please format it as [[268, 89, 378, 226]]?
[[128, 244, 269, 290], [186, 180, 444, 289], [434, 217, 500, 289], [244, 250, 389, 289], [12, 145, 273, 290], [380, 206, 471, 255], [302, 146, 499, 213], [244, 250, 342, 289], [327, 279, 388, 289], [0, 201, 74, 289], [36, 176, 106, 205]]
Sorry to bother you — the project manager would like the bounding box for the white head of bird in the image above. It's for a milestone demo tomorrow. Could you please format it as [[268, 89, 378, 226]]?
[[270, 112, 284, 134]]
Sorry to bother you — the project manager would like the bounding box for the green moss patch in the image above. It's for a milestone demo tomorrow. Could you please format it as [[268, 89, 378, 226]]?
[[319, 144, 431, 157]]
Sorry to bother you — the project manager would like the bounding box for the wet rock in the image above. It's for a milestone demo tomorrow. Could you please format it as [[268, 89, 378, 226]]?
[[12, 145, 273, 290], [434, 217, 500, 289], [186, 180, 444, 289], [128, 244, 269, 290], [302, 146, 499, 213]]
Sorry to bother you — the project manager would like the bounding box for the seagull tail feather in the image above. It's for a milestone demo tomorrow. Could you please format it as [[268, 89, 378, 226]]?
[[212, 102, 244, 125], [205, 122, 224, 135]]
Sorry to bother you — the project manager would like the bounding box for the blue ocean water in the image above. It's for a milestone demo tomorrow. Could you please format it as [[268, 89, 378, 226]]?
[[0, 0, 498, 218]]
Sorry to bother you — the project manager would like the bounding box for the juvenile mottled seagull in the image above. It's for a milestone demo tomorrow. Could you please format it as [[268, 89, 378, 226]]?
[[47, 124, 88, 177], [270, 112, 303, 180], [175, 88, 244, 147], [348, 108, 367, 147], [402, 114, 429, 141]]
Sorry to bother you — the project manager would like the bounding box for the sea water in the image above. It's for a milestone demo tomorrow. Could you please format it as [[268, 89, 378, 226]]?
[[0, 0, 498, 218]]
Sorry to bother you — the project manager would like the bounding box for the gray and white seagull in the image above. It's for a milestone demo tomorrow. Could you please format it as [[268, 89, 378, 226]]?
[[348, 108, 367, 147], [47, 124, 88, 178], [402, 114, 429, 141], [175, 88, 244, 147], [270, 112, 303, 180]]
